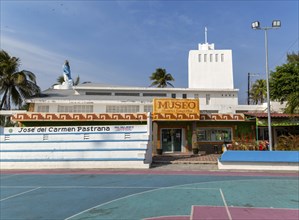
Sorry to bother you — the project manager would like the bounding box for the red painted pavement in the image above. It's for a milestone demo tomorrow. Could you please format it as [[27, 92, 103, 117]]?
[[192, 206, 229, 220], [144, 216, 189, 220], [230, 207, 299, 220], [1, 169, 298, 177], [192, 206, 299, 220]]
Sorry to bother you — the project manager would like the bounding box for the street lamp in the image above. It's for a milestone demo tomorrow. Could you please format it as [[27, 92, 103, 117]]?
[[251, 20, 281, 151]]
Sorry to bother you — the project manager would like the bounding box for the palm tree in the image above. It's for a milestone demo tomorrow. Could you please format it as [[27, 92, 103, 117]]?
[[285, 92, 299, 113], [250, 79, 267, 104], [0, 50, 40, 110], [149, 68, 175, 88]]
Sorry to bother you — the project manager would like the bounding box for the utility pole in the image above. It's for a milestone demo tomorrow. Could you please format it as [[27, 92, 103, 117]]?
[[251, 20, 281, 151]]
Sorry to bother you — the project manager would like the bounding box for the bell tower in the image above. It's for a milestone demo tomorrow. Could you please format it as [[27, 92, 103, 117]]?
[[188, 28, 234, 89]]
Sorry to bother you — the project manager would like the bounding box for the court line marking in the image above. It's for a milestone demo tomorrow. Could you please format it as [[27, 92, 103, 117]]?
[[1, 177, 296, 189], [0, 174, 19, 180], [144, 215, 190, 220], [65, 184, 221, 220], [220, 188, 232, 220], [65, 187, 166, 220], [0, 185, 219, 190], [0, 174, 297, 187], [2, 177, 297, 219], [0, 187, 41, 202]]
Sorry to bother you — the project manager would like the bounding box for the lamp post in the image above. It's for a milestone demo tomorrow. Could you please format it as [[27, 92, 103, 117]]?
[[251, 20, 281, 151]]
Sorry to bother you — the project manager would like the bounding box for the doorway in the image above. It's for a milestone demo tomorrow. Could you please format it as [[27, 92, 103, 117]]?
[[161, 128, 182, 152]]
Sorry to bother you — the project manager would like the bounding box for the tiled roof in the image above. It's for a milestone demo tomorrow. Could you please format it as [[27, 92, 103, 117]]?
[[245, 112, 299, 118]]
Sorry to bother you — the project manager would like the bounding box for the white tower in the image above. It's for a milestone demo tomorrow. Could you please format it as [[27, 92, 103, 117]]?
[[188, 28, 234, 89]]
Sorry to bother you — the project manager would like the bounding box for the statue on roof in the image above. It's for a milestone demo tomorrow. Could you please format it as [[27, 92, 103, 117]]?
[[62, 60, 73, 88]]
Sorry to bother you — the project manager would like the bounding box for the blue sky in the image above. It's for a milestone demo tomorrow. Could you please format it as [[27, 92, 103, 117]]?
[[1, 0, 298, 104]]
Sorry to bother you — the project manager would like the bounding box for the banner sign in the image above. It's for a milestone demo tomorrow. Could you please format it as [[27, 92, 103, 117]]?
[[153, 98, 199, 114], [2, 125, 145, 134], [152, 98, 200, 120]]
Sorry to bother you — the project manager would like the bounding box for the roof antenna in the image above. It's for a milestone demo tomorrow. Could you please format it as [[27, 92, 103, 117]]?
[[205, 27, 208, 44]]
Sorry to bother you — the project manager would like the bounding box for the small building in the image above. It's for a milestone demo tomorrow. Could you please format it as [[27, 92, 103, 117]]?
[[245, 113, 299, 149]]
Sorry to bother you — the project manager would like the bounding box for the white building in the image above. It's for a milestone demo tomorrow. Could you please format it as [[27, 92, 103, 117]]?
[[8, 33, 291, 154], [28, 39, 282, 114], [188, 42, 234, 90]]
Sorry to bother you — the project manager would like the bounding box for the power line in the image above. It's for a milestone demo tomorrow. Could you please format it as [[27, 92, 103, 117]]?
[[270, 37, 299, 69]]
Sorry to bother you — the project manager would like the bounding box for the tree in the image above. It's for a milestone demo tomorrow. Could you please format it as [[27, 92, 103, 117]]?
[[149, 68, 175, 88], [270, 52, 299, 113], [0, 50, 40, 110], [250, 79, 267, 104]]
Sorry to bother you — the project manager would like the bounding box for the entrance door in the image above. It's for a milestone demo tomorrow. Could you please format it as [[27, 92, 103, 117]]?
[[161, 129, 182, 152]]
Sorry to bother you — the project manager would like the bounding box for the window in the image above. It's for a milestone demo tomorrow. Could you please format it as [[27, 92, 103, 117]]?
[[198, 54, 201, 62], [215, 54, 218, 62], [200, 110, 218, 114], [58, 105, 93, 113], [258, 128, 269, 141], [143, 93, 167, 97], [221, 54, 224, 62], [115, 93, 139, 96], [144, 105, 152, 112], [37, 106, 49, 112], [182, 94, 187, 99], [204, 54, 207, 62], [106, 105, 140, 113], [210, 54, 213, 62], [86, 92, 111, 96], [196, 128, 232, 142], [171, 93, 176, 98], [206, 94, 210, 105]]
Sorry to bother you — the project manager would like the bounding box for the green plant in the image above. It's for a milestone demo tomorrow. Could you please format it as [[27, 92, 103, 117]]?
[[231, 138, 258, 151], [276, 134, 299, 151]]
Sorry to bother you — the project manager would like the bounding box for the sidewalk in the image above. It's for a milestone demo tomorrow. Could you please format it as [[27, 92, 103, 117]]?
[[151, 153, 220, 171], [152, 153, 220, 164]]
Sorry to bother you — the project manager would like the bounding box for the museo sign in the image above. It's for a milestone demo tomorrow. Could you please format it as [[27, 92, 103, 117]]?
[[153, 98, 200, 120]]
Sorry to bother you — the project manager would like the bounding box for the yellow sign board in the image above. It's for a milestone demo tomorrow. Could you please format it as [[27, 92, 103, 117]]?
[[153, 98, 200, 120]]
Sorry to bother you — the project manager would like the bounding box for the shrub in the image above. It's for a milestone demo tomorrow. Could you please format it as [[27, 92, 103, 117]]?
[[230, 138, 258, 151], [276, 134, 299, 151]]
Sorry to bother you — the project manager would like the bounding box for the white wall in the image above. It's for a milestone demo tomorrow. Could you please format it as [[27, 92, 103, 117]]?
[[0, 123, 152, 169], [188, 49, 234, 89]]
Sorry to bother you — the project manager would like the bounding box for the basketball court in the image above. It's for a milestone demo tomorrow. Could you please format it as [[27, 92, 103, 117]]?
[[1, 169, 298, 219]]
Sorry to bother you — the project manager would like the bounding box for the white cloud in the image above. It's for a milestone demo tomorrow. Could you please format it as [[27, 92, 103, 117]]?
[[0, 35, 93, 89]]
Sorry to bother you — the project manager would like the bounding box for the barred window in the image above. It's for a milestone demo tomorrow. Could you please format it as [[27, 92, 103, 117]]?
[[143, 93, 167, 97], [58, 105, 93, 113], [106, 105, 140, 113], [144, 105, 152, 112], [86, 92, 112, 96], [37, 105, 49, 112], [197, 127, 232, 142], [115, 93, 140, 96]]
